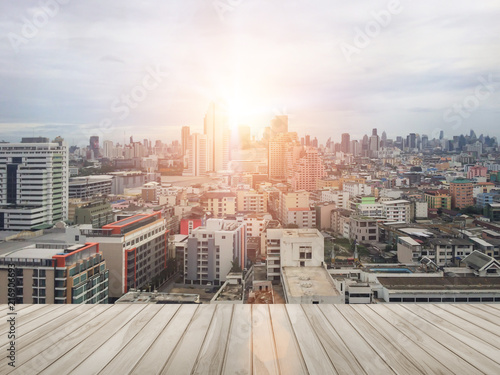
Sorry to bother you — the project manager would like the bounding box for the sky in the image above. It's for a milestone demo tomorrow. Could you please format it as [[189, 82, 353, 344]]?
[[0, 0, 499, 146]]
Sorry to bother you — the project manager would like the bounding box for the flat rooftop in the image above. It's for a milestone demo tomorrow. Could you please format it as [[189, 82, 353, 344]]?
[[282, 266, 340, 297], [2, 304, 499, 374], [281, 228, 322, 238], [1, 247, 63, 260], [213, 284, 243, 302], [378, 277, 500, 290], [115, 292, 199, 304]]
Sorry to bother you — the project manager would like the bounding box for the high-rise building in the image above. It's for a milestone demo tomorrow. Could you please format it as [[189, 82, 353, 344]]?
[[103, 140, 114, 159], [0, 138, 68, 231], [351, 140, 361, 156], [381, 131, 387, 148], [270, 115, 288, 138], [341, 133, 350, 154], [268, 133, 297, 182], [182, 218, 247, 285], [204, 101, 230, 172], [291, 148, 327, 191], [181, 126, 190, 156], [82, 212, 168, 300], [305, 135, 311, 147], [372, 128, 378, 136], [450, 178, 473, 209], [0, 242, 108, 304], [421, 135, 429, 149], [407, 133, 417, 150], [90, 136, 100, 159], [369, 134, 380, 156], [183, 133, 207, 176]]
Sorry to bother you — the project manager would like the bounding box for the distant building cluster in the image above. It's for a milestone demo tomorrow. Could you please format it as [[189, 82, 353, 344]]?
[[1, 116, 500, 305]]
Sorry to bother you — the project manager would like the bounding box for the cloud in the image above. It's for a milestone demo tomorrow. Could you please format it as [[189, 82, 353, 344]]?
[[0, 0, 498, 145]]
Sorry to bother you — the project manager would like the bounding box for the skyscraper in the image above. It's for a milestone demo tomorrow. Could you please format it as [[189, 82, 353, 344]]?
[[381, 131, 387, 148], [90, 135, 100, 159], [270, 115, 288, 138], [341, 133, 350, 154], [183, 133, 208, 176], [181, 126, 190, 156], [204, 101, 230, 172], [0, 137, 68, 230], [369, 134, 380, 157]]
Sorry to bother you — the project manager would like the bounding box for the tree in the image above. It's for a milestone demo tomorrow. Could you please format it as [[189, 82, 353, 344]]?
[[230, 258, 242, 273]]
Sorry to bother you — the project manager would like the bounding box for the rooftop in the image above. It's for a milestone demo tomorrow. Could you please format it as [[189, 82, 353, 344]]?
[[115, 291, 200, 304], [4, 304, 500, 374], [463, 251, 497, 271], [430, 238, 472, 246], [282, 266, 340, 297], [378, 276, 500, 290]]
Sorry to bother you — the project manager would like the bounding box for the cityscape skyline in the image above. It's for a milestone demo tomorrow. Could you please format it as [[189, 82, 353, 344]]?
[[1, 1, 499, 144]]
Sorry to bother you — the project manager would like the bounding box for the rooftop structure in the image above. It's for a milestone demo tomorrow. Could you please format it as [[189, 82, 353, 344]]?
[[115, 291, 200, 304], [281, 266, 342, 304]]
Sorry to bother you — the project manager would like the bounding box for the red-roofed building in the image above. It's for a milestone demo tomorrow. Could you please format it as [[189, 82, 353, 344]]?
[[84, 212, 169, 300]]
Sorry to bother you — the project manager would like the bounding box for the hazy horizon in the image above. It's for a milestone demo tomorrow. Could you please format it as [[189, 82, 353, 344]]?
[[1, 0, 499, 146]]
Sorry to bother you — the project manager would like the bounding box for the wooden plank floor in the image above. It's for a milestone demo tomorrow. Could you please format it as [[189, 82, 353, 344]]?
[[1, 304, 499, 375]]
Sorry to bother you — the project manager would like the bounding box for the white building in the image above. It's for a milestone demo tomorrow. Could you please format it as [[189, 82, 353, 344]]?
[[183, 133, 208, 177], [266, 228, 324, 282], [0, 138, 68, 230], [343, 182, 372, 197], [320, 189, 350, 209], [183, 219, 247, 286], [382, 200, 411, 223]]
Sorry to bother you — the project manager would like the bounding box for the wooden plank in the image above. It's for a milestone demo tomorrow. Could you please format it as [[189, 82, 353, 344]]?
[[69, 305, 163, 375], [400, 304, 500, 366], [0, 305, 80, 352], [470, 304, 500, 318], [131, 304, 199, 375], [160, 304, 216, 375], [1, 306, 109, 373], [432, 304, 500, 342], [268, 305, 308, 375], [98, 305, 180, 375], [486, 303, 500, 311], [285, 305, 336, 374], [368, 305, 482, 375], [7, 305, 80, 342], [0, 305, 51, 333], [354, 305, 451, 374], [251, 305, 280, 375], [6, 305, 108, 373], [221, 304, 252, 375], [191, 305, 234, 375], [15, 305, 139, 375], [301, 304, 367, 375], [335, 306, 424, 374], [318, 305, 395, 374], [384, 304, 499, 374], [452, 304, 500, 327], [417, 304, 500, 350]]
